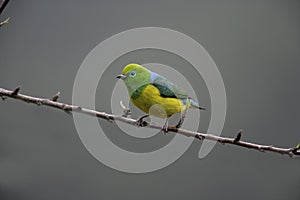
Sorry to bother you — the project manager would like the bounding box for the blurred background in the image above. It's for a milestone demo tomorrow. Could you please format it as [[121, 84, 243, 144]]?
[[0, 0, 300, 199]]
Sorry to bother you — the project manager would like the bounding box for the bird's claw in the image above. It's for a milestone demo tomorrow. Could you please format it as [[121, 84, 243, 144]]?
[[162, 125, 169, 133], [162, 118, 170, 133], [135, 115, 149, 127], [162, 122, 170, 133], [175, 118, 183, 129], [122, 109, 131, 117]]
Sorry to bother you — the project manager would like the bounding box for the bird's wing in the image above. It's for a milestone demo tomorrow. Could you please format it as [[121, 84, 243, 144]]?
[[150, 72, 188, 100]]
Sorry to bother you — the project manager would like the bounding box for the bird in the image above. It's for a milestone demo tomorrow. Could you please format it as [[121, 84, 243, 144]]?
[[117, 63, 205, 132]]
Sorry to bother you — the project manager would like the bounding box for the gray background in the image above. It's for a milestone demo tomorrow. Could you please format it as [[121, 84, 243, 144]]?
[[1, 0, 300, 199]]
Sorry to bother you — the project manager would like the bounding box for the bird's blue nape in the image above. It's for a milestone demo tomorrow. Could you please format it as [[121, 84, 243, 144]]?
[[150, 71, 174, 88], [150, 71, 159, 82]]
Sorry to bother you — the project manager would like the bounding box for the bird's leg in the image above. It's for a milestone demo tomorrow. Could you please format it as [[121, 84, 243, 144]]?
[[176, 104, 188, 129], [175, 116, 184, 129], [162, 118, 169, 133], [176, 112, 187, 129], [135, 114, 149, 127], [120, 101, 131, 117]]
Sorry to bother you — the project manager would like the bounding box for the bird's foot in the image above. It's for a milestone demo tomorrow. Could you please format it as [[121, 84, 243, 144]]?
[[120, 101, 131, 117], [162, 118, 170, 133], [162, 124, 169, 133], [135, 115, 149, 127], [175, 118, 183, 129], [122, 109, 131, 118]]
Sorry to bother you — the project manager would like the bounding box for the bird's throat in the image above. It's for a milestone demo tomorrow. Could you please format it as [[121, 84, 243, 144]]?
[[129, 84, 148, 99]]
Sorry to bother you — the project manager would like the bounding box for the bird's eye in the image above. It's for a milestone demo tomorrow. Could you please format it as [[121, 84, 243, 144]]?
[[129, 71, 136, 77]]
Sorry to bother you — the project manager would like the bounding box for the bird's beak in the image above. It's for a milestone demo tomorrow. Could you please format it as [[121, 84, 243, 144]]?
[[117, 74, 127, 79]]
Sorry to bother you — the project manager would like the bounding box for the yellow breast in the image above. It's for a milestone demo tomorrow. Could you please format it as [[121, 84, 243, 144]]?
[[130, 84, 185, 118]]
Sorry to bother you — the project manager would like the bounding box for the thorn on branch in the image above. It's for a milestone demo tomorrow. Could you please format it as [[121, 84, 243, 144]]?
[[11, 85, 21, 96], [195, 134, 202, 140], [233, 129, 242, 143], [50, 92, 60, 102]]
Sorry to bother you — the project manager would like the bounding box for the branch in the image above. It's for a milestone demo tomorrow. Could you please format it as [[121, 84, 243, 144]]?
[[0, 16, 9, 27], [0, 0, 10, 27], [1, 86, 300, 158], [0, 0, 9, 15]]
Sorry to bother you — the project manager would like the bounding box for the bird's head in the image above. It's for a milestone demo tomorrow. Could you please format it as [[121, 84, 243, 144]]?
[[117, 63, 151, 97]]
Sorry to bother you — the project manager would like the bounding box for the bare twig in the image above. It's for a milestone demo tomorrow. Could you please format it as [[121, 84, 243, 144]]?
[[50, 91, 60, 102], [0, 0, 10, 27], [0, 0, 9, 15], [0, 16, 9, 27], [0, 86, 299, 157]]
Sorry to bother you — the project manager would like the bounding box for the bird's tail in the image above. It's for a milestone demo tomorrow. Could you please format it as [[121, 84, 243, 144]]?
[[183, 98, 206, 110], [189, 99, 206, 110]]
